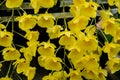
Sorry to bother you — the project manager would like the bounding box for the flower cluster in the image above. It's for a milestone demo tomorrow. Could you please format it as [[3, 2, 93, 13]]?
[[0, 0, 120, 80]]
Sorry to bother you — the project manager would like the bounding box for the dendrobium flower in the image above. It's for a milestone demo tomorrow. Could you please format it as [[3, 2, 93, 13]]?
[[68, 16, 89, 33], [25, 30, 39, 41], [106, 58, 120, 73], [46, 25, 63, 39], [59, 30, 76, 50], [16, 13, 37, 31], [42, 71, 68, 80], [69, 69, 83, 80], [79, 0, 99, 18], [101, 17, 119, 36], [37, 13, 55, 28], [0, 77, 13, 80], [103, 42, 120, 59], [24, 67, 36, 80], [0, 31, 13, 47], [30, 0, 41, 14], [2, 48, 21, 61], [30, 0, 55, 14], [38, 56, 62, 71], [6, 0, 23, 8]]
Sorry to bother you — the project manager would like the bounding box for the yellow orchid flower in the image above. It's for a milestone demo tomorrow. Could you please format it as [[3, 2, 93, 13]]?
[[79, 0, 99, 18], [20, 41, 39, 62], [15, 59, 30, 74], [0, 31, 13, 47], [68, 16, 89, 33], [2, 48, 21, 61], [76, 34, 98, 52], [69, 69, 83, 80], [16, 13, 37, 31], [0, 77, 12, 80], [46, 25, 63, 39], [101, 18, 119, 35], [68, 49, 85, 64], [30, 0, 41, 14], [38, 56, 62, 71], [97, 68, 107, 80], [39, 0, 55, 8], [6, 0, 23, 8], [99, 10, 113, 20], [38, 46, 55, 56], [52, 71, 68, 80], [39, 41, 56, 49], [24, 67, 36, 80], [106, 58, 120, 73], [25, 30, 39, 41], [37, 13, 55, 28], [113, 27, 120, 42], [103, 42, 120, 59]]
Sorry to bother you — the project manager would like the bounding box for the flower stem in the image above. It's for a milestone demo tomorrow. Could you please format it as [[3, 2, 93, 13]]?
[[0, 0, 6, 6], [6, 61, 13, 77], [12, 9, 14, 33]]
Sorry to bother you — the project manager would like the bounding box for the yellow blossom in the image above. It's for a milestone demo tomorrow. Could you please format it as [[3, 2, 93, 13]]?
[[37, 13, 55, 28], [68, 49, 86, 64], [113, 27, 120, 42], [25, 30, 39, 41], [106, 58, 120, 73], [59, 30, 76, 50], [59, 35, 76, 50], [16, 13, 37, 31], [42, 75, 55, 80], [79, 1, 99, 18], [0, 77, 12, 80], [76, 34, 98, 52], [0, 31, 13, 47], [38, 56, 62, 71], [39, 0, 55, 8], [69, 69, 83, 80], [73, 54, 100, 80], [24, 67, 36, 80], [39, 41, 56, 49], [6, 0, 23, 8], [75, 54, 99, 71], [27, 41, 39, 56], [97, 68, 107, 80], [2, 48, 21, 61], [103, 42, 120, 59], [68, 16, 89, 33], [20, 41, 39, 62], [84, 25, 96, 36], [30, 0, 41, 14], [69, 5, 81, 17], [15, 59, 30, 74], [30, 0, 55, 14], [101, 18, 119, 35], [52, 71, 68, 80], [46, 25, 63, 39], [38, 46, 55, 56], [99, 10, 113, 20]]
